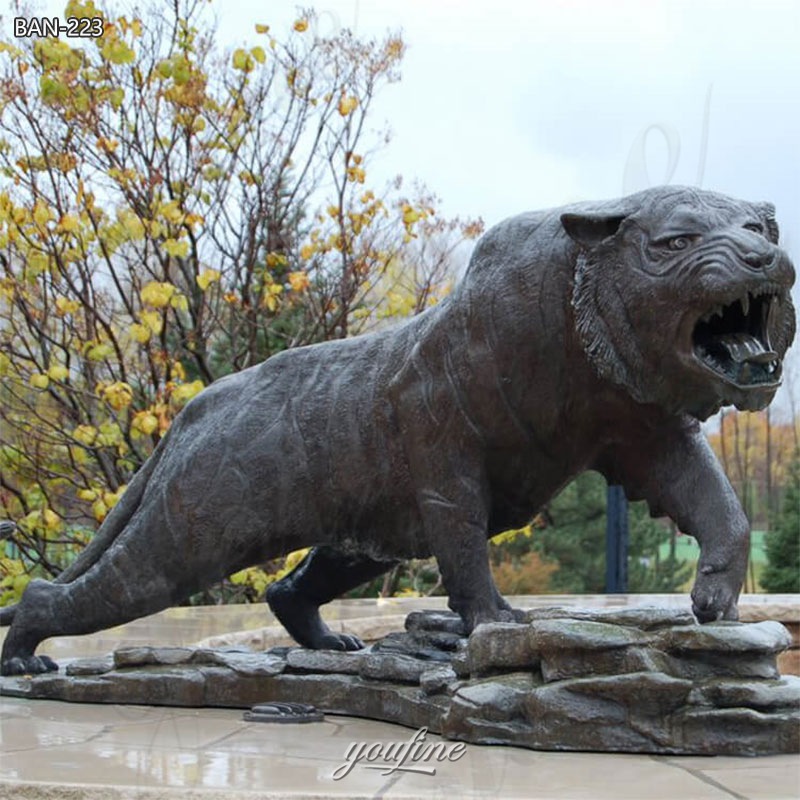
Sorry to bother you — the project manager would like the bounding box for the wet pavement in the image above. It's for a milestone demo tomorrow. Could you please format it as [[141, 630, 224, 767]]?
[[2, 698, 798, 799]]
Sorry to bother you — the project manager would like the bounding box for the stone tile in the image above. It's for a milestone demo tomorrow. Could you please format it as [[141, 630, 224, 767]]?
[[382, 751, 736, 799], [664, 753, 800, 769], [1, 714, 387, 795], [694, 762, 800, 800], [190, 717, 356, 758], [657, 754, 800, 800], [6, 699, 177, 727], [2, 741, 343, 792], [93, 710, 250, 750], [0, 713, 106, 753]]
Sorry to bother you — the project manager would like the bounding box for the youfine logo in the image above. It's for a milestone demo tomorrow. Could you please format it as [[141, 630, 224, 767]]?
[[332, 726, 467, 780]]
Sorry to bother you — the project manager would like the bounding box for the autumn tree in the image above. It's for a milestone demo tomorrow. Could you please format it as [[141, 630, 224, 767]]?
[[488, 519, 557, 596], [709, 410, 798, 527], [0, 1, 481, 604], [707, 409, 798, 591]]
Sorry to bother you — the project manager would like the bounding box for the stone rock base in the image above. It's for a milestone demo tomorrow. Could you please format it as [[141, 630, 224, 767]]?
[[1, 606, 798, 756]]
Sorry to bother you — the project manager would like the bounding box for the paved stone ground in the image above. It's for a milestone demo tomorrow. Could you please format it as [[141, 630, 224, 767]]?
[[2, 698, 799, 799]]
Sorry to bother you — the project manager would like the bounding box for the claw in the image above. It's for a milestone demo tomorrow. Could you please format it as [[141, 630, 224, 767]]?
[[1, 654, 59, 676]]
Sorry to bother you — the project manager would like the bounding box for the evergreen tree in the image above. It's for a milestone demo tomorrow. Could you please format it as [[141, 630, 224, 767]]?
[[533, 471, 691, 593], [761, 456, 800, 593], [627, 504, 693, 592], [533, 472, 608, 593]]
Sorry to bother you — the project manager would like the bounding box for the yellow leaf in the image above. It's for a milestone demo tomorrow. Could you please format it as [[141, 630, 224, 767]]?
[[171, 361, 186, 381], [265, 252, 287, 268], [109, 87, 124, 109], [66, 0, 103, 20], [130, 323, 151, 343], [55, 296, 80, 316], [12, 574, 31, 596], [118, 210, 145, 241], [30, 373, 49, 390], [287, 271, 310, 293], [338, 95, 358, 117], [77, 488, 97, 502], [163, 238, 189, 258], [33, 200, 53, 227], [96, 421, 123, 447], [203, 165, 223, 180], [160, 200, 183, 224], [284, 548, 310, 571], [184, 212, 204, 229], [293, 19, 309, 32], [103, 486, 126, 509], [102, 38, 135, 65], [402, 203, 422, 226], [72, 425, 97, 446], [347, 166, 366, 183], [70, 446, 90, 465], [40, 74, 69, 105], [132, 411, 159, 436], [300, 243, 315, 260], [229, 568, 250, 586], [20, 511, 42, 533], [141, 281, 175, 308], [101, 381, 133, 410], [171, 380, 204, 405], [255, 23, 270, 34], [139, 310, 163, 336], [97, 137, 119, 153], [27, 251, 49, 276], [86, 342, 114, 361], [92, 498, 108, 523], [170, 293, 188, 312], [196, 268, 221, 291], [57, 214, 80, 233], [232, 48, 253, 72], [47, 364, 69, 382], [251, 46, 266, 64], [43, 509, 62, 533]]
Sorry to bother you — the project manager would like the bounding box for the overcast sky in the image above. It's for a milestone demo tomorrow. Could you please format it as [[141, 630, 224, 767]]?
[[217, 0, 800, 416], [215, 1, 799, 226]]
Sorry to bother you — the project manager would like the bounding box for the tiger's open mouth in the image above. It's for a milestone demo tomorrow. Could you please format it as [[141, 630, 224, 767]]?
[[692, 285, 782, 387]]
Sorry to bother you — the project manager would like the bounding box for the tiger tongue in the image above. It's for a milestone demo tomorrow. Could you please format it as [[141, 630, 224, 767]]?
[[715, 333, 777, 364]]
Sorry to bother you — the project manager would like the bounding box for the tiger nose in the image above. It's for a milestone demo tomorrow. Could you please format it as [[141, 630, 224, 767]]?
[[743, 248, 776, 271]]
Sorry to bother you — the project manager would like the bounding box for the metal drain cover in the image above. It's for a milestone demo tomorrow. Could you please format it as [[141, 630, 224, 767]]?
[[243, 702, 324, 724]]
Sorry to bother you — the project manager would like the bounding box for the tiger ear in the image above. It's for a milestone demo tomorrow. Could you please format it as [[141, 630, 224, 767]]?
[[561, 213, 627, 248], [755, 202, 780, 244]]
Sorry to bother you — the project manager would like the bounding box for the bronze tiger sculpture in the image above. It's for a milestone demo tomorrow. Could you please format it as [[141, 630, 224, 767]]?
[[1, 185, 795, 675]]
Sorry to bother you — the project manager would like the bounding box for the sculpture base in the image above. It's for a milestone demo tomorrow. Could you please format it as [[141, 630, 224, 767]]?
[[2, 606, 797, 756]]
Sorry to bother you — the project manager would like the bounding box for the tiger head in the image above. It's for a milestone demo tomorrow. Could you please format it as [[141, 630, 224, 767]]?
[[563, 186, 796, 420]]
